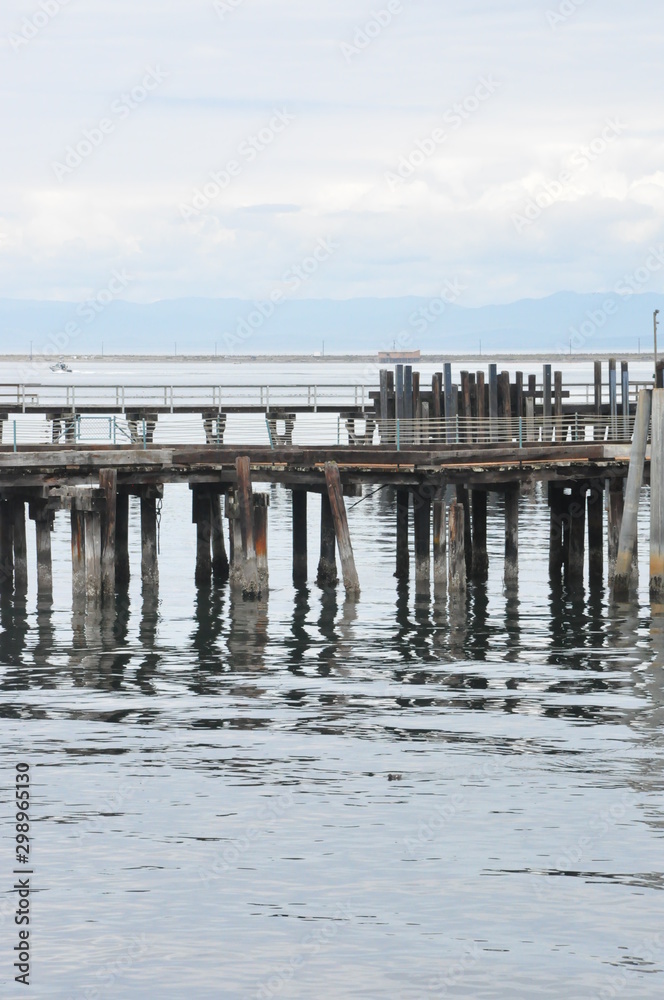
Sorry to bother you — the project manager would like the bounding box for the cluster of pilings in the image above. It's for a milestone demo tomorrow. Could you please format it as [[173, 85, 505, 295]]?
[[373, 358, 634, 435]]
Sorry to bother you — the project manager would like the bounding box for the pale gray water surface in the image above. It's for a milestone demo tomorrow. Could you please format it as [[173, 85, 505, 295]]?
[[0, 361, 663, 999]]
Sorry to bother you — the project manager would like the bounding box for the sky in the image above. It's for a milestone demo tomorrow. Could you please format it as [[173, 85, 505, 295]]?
[[0, 0, 663, 309]]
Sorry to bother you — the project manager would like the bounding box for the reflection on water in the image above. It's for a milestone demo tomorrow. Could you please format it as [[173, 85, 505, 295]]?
[[1, 482, 663, 998]]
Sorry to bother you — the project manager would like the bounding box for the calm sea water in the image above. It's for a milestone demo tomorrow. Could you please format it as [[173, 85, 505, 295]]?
[[1, 361, 663, 999]]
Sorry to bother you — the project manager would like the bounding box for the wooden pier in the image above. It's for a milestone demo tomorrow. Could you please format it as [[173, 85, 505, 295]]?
[[0, 361, 658, 608]]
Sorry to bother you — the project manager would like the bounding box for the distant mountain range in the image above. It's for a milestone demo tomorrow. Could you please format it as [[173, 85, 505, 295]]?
[[0, 291, 659, 356]]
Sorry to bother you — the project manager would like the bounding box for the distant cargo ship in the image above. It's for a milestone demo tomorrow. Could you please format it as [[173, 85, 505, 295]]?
[[377, 349, 421, 362]]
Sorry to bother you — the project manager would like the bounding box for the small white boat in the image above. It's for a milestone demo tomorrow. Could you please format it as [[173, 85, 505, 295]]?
[[50, 360, 72, 373]]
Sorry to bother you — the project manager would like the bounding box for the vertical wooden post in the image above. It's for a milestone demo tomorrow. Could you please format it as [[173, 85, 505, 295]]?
[[292, 489, 308, 585], [444, 363, 453, 442], [515, 371, 524, 420], [613, 388, 651, 598], [554, 371, 563, 442], [13, 501, 27, 596], [324, 463, 360, 597], [192, 487, 212, 587], [525, 397, 535, 441], [587, 484, 604, 588], [621, 361, 630, 440], [33, 508, 53, 604], [567, 484, 586, 584], [456, 485, 473, 578], [413, 488, 431, 594], [607, 479, 624, 582], [253, 494, 269, 586], [548, 483, 565, 581], [235, 456, 261, 598], [431, 373, 442, 420], [211, 493, 229, 582], [404, 365, 413, 421], [0, 498, 14, 592], [476, 371, 486, 443], [433, 495, 446, 596], [84, 511, 103, 606], [488, 364, 498, 441], [395, 365, 404, 420], [594, 360, 602, 440], [543, 364, 552, 441], [115, 491, 130, 588], [461, 371, 472, 442], [71, 507, 86, 604], [412, 371, 421, 443], [140, 495, 159, 590], [448, 501, 466, 596], [504, 484, 519, 586], [99, 469, 117, 599], [317, 492, 338, 587], [650, 389, 664, 601], [471, 489, 489, 581], [608, 358, 617, 439], [395, 489, 409, 580]]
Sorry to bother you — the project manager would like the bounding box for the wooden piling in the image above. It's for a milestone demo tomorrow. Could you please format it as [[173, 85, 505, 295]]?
[[192, 487, 212, 587], [554, 371, 563, 442], [488, 364, 498, 441], [292, 489, 308, 585], [211, 493, 229, 582], [448, 501, 466, 596], [395, 489, 409, 580], [456, 485, 473, 578], [608, 358, 617, 439], [548, 483, 565, 581], [567, 484, 586, 584], [13, 501, 27, 596], [613, 388, 651, 599], [413, 488, 431, 593], [31, 506, 53, 604], [317, 492, 338, 588], [99, 469, 117, 598], [650, 389, 664, 601], [621, 361, 630, 439], [476, 371, 486, 443], [587, 485, 604, 587], [71, 508, 86, 604], [433, 495, 446, 595], [324, 463, 359, 596], [0, 499, 14, 592], [607, 479, 624, 582], [84, 511, 103, 605], [543, 364, 552, 440], [253, 494, 269, 586], [115, 491, 130, 588], [396, 365, 405, 420], [471, 489, 489, 582], [140, 495, 159, 591], [594, 360, 602, 440], [504, 484, 519, 586], [461, 372, 472, 442], [235, 456, 261, 598]]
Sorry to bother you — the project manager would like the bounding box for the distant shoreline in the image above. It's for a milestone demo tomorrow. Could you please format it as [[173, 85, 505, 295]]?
[[0, 351, 656, 364]]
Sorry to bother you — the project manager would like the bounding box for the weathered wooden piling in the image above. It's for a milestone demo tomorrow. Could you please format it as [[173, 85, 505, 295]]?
[[613, 388, 651, 599], [448, 500, 466, 596], [594, 361, 602, 440], [253, 493, 270, 587], [211, 493, 229, 583], [456, 485, 473, 577], [292, 489, 308, 585], [324, 462, 360, 597], [413, 488, 431, 594], [567, 484, 586, 584], [192, 487, 212, 586], [234, 456, 261, 598], [504, 484, 519, 586], [543, 364, 552, 440], [99, 469, 117, 598], [488, 364, 498, 441], [554, 371, 563, 441], [548, 483, 565, 581], [71, 508, 86, 604], [608, 358, 617, 439], [115, 491, 130, 588], [317, 492, 338, 588], [0, 499, 14, 592], [84, 510, 103, 606], [432, 495, 446, 595], [30, 503, 53, 604], [140, 492, 160, 591], [13, 501, 27, 596], [395, 489, 409, 580], [471, 489, 489, 581], [607, 478, 624, 582], [587, 485, 604, 587], [650, 389, 664, 601]]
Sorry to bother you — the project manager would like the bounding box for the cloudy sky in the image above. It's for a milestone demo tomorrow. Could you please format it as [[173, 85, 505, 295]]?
[[0, 0, 662, 307]]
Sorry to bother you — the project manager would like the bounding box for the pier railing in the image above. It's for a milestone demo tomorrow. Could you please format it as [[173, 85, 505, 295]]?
[[1, 413, 639, 450]]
